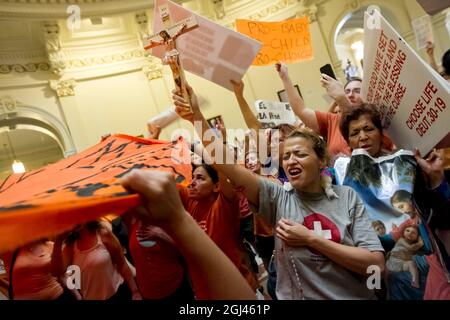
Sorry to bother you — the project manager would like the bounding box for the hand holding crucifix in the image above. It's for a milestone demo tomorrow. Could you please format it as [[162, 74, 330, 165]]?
[[143, 5, 198, 116]]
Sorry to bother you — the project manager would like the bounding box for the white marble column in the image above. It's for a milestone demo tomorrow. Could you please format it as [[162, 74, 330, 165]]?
[[49, 79, 90, 152]]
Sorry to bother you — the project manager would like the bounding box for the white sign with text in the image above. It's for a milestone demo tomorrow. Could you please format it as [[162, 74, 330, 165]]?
[[411, 15, 434, 50], [362, 10, 450, 155], [255, 100, 298, 128]]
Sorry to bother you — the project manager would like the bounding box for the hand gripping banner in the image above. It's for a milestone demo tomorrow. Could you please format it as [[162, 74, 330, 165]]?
[[0, 134, 192, 253]]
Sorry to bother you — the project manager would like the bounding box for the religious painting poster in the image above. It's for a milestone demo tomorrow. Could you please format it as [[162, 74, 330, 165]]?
[[334, 149, 450, 299]]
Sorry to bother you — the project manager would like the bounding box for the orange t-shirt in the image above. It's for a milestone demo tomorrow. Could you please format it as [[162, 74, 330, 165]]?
[[129, 222, 185, 299], [315, 111, 351, 158], [178, 187, 242, 267], [315, 111, 394, 159], [178, 187, 258, 292]]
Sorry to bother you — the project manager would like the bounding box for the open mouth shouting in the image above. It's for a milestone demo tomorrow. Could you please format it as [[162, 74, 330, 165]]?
[[288, 167, 302, 179]]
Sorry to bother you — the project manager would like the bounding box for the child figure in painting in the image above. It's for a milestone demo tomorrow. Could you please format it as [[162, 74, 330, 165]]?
[[372, 220, 387, 236], [386, 225, 423, 288]]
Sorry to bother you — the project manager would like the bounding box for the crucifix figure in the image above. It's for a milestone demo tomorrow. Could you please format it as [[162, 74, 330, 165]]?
[[144, 4, 198, 115]]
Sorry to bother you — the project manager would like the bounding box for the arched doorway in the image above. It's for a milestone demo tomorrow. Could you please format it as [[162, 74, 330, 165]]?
[[0, 100, 76, 181], [333, 5, 402, 79], [0, 128, 64, 181]]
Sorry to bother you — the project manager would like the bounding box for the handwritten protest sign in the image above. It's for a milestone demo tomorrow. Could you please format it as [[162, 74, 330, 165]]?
[[148, 0, 261, 91], [235, 17, 313, 66], [362, 10, 450, 155], [255, 100, 299, 128], [0, 134, 192, 253], [411, 15, 434, 50]]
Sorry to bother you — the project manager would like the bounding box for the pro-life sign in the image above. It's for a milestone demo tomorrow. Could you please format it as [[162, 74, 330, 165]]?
[[362, 9, 450, 155]]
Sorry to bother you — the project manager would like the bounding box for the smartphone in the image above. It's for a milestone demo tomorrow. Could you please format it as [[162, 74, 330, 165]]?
[[320, 63, 336, 80]]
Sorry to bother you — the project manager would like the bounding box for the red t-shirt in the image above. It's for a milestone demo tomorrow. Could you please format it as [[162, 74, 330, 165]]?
[[129, 222, 185, 299]]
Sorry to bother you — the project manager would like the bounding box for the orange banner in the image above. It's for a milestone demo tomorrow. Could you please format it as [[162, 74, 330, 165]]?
[[0, 134, 192, 253], [236, 17, 313, 66]]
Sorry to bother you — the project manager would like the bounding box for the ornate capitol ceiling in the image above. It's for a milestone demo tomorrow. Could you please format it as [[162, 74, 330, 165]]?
[[0, 0, 321, 79]]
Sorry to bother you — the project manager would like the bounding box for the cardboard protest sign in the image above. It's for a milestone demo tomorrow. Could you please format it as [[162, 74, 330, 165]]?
[[362, 10, 450, 155], [236, 17, 313, 66], [255, 100, 298, 128], [147, 0, 261, 91], [0, 134, 192, 253], [411, 15, 434, 50]]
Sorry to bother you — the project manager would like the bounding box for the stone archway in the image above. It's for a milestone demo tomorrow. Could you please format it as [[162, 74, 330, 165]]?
[[0, 96, 76, 158], [327, 2, 405, 78]]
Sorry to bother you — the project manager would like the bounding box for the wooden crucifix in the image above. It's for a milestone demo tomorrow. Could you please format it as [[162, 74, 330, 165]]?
[[143, 4, 198, 115]]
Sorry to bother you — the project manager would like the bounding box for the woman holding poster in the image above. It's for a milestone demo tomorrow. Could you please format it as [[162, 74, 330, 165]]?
[[334, 103, 450, 300]]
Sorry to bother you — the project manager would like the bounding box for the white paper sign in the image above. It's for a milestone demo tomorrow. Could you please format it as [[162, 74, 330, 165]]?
[[362, 10, 450, 155], [412, 15, 434, 50], [148, 0, 262, 91], [255, 100, 298, 128]]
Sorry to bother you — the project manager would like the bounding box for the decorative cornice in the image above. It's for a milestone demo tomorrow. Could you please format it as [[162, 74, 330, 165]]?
[[225, 0, 301, 28], [142, 54, 163, 80], [0, 62, 50, 74], [0, 0, 113, 3], [135, 11, 150, 37], [49, 79, 76, 97], [0, 51, 45, 61], [0, 96, 17, 114], [43, 21, 67, 76], [296, 4, 318, 23], [344, 0, 361, 11], [247, 0, 299, 20], [0, 0, 152, 20], [66, 49, 146, 69]]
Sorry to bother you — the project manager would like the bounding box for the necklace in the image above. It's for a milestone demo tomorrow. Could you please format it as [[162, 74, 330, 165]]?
[[287, 247, 305, 300]]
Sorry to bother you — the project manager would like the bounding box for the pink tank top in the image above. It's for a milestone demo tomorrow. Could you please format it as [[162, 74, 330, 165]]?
[[73, 233, 123, 300]]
